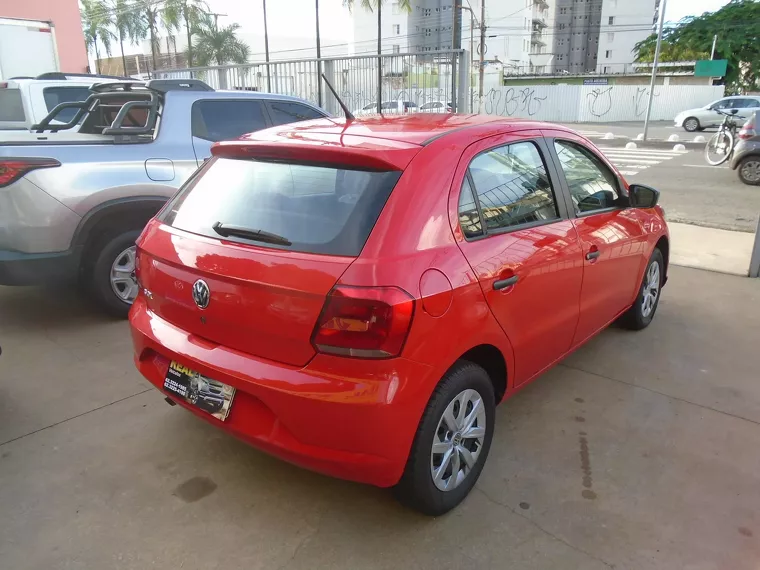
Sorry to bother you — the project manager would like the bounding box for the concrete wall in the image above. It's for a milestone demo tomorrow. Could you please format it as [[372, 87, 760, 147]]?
[[1, 0, 87, 73]]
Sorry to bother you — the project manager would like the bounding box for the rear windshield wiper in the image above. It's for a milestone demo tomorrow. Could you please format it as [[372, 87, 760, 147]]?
[[212, 222, 292, 246]]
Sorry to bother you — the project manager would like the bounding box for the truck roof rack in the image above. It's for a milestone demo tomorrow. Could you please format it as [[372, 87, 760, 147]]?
[[145, 79, 214, 93], [90, 81, 147, 93], [35, 72, 133, 81]]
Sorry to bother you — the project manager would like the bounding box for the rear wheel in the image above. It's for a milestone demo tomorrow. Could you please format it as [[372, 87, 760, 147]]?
[[619, 248, 664, 331], [683, 117, 701, 132], [705, 131, 734, 165], [737, 156, 760, 185], [87, 229, 141, 318], [394, 361, 495, 516]]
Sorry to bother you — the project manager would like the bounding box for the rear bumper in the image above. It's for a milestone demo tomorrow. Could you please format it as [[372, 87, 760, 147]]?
[[129, 296, 434, 487], [0, 247, 81, 286]]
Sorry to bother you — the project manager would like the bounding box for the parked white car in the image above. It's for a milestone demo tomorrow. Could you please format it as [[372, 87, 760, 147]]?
[[0, 72, 126, 131], [674, 95, 760, 132], [418, 100, 453, 113], [353, 100, 418, 116]]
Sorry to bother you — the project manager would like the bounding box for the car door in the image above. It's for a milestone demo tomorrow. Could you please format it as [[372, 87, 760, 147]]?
[[265, 100, 327, 126], [190, 99, 270, 165], [454, 132, 584, 386], [547, 134, 649, 346], [705, 98, 737, 127]]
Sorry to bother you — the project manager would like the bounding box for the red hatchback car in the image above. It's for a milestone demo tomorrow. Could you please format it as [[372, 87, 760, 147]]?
[[130, 114, 669, 515]]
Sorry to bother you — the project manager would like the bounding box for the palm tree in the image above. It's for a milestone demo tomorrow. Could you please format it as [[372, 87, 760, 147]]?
[[130, 0, 165, 72], [192, 16, 250, 88], [163, 0, 208, 67], [81, 0, 116, 74], [114, 0, 147, 75]]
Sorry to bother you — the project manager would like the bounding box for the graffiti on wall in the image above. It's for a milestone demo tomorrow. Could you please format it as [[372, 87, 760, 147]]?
[[484, 87, 548, 117]]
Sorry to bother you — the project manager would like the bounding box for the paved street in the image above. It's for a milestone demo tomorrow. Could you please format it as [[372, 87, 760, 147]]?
[[1, 266, 759, 569], [562, 121, 713, 142]]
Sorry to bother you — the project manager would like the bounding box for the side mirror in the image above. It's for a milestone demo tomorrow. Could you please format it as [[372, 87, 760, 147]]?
[[629, 184, 660, 209]]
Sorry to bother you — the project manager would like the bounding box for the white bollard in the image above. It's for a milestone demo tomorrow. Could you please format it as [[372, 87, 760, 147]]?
[[603, 132, 615, 140], [625, 142, 638, 149], [673, 144, 686, 152], [635, 133, 644, 140], [693, 135, 706, 143], [667, 134, 680, 142]]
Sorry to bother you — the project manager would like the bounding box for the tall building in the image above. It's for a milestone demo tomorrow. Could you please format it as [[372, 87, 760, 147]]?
[[349, 1, 553, 72], [596, 0, 659, 74], [551, 0, 602, 74]]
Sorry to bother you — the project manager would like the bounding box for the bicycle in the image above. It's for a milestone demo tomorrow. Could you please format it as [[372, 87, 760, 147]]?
[[704, 109, 746, 166]]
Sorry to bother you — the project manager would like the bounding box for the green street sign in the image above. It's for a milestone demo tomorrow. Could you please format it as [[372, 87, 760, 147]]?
[[695, 59, 728, 77]]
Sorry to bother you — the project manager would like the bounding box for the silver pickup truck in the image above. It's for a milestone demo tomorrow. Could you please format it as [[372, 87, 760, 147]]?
[[0, 79, 327, 315]]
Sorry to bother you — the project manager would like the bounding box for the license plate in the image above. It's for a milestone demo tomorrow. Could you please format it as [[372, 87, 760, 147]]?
[[164, 361, 236, 421]]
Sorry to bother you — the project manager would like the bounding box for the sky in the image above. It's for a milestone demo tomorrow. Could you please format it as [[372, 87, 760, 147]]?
[[664, 0, 731, 22]]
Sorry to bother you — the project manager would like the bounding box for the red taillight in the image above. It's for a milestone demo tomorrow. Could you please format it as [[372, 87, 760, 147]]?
[[739, 116, 757, 140], [311, 286, 415, 359], [0, 158, 60, 187]]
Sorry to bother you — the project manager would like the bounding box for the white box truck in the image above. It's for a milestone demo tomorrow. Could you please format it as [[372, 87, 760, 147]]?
[[0, 17, 60, 80]]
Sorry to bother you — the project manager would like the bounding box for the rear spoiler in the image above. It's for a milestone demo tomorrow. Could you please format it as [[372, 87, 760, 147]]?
[[211, 139, 420, 171]]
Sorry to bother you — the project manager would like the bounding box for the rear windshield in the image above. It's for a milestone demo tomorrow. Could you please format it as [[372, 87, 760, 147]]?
[[43, 86, 92, 123], [160, 157, 401, 256], [0, 89, 26, 122]]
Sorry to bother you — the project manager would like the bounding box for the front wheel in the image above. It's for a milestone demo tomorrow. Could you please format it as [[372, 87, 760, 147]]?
[[705, 130, 734, 165], [619, 248, 664, 331], [737, 156, 760, 186], [394, 361, 495, 516]]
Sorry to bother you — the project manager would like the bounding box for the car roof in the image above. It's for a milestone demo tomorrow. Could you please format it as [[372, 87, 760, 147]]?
[[241, 114, 570, 147], [166, 89, 325, 107]]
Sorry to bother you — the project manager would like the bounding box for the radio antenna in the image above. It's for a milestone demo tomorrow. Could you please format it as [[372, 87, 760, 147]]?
[[321, 73, 354, 122]]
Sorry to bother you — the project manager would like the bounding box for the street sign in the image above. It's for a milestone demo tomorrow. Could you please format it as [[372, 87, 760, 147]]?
[[583, 78, 608, 85], [695, 60, 728, 77]]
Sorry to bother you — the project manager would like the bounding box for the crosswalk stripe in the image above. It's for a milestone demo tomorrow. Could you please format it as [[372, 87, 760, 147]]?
[[617, 170, 640, 176], [601, 152, 677, 160], [597, 148, 686, 156], [607, 157, 662, 164]]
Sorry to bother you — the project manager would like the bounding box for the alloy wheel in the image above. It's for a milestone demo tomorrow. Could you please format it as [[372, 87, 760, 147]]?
[[641, 260, 660, 318], [430, 388, 487, 492], [684, 118, 698, 132], [740, 159, 760, 183], [110, 245, 139, 304]]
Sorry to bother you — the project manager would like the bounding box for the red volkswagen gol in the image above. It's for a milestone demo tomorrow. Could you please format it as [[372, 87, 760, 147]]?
[[130, 114, 669, 515]]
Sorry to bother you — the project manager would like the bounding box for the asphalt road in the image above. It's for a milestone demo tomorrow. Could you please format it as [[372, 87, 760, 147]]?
[[590, 141, 760, 232], [560, 120, 713, 142]]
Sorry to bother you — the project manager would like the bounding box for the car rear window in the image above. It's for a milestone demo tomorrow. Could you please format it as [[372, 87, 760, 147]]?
[[160, 157, 402, 256], [43, 86, 92, 122], [0, 89, 26, 122]]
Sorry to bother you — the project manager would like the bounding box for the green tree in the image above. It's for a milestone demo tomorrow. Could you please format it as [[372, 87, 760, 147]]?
[[163, 0, 208, 67], [192, 16, 250, 67], [130, 0, 169, 72], [634, 0, 760, 92], [81, 0, 116, 74], [114, 0, 147, 75]]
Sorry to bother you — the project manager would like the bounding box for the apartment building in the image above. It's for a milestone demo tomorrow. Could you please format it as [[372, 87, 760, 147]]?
[[350, 0, 552, 72], [596, 0, 659, 73], [551, 0, 602, 74]]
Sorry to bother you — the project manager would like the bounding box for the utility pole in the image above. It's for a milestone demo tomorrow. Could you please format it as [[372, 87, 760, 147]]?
[[377, 1, 382, 113], [316, 0, 322, 106], [643, 0, 666, 141], [208, 12, 227, 30], [263, 0, 271, 92], [478, 0, 485, 114], [710, 34, 717, 59], [458, 4, 475, 112], [451, 2, 461, 111]]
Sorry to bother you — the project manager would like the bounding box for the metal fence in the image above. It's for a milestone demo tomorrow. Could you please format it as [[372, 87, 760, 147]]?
[[154, 50, 471, 115]]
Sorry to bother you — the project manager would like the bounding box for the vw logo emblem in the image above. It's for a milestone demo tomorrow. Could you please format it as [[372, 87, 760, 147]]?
[[192, 279, 210, 309]]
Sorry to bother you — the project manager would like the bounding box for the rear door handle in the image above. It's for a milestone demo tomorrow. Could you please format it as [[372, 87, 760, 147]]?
[[585, 251, 601, 260], [493, 276, 519, 290]]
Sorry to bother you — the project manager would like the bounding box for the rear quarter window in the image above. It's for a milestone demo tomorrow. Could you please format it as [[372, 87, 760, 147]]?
[[160, 157, 402, 256], [43, 86, 92, 122], [0, 89, 26, 122]]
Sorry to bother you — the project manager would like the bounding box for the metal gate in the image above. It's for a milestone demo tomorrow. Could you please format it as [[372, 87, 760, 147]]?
[[154, 50, 470, 115]]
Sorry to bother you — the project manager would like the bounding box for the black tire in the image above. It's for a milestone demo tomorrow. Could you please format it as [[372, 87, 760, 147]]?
[[394, 361, 495, 516], [683, 117, 701, 132], [619, 248, 664, 331], [737, 156, 760, 186], [88, 229, 141, 318]]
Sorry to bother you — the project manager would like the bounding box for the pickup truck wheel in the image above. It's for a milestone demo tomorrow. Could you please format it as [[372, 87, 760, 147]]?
[[89, 229, 141, 317]]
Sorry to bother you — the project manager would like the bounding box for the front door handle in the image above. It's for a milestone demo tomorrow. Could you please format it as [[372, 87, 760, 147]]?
[[493, 275, 519, 290], [585, 250, 601, 261]]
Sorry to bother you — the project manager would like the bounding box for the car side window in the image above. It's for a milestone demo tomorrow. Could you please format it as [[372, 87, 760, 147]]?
[[554, 140, 621, 214], [381, 102, 398, 110], [43, 87, 93, 122], [746, 99, 760, 108], [458, 176, 483, 238], [191, 100, 268, 142], [466, 141, 559, 232], [268, 101, 324, 126]]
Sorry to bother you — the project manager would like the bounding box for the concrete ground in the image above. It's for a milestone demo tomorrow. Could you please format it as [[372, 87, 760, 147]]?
[[1, 265, 759, 570]]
